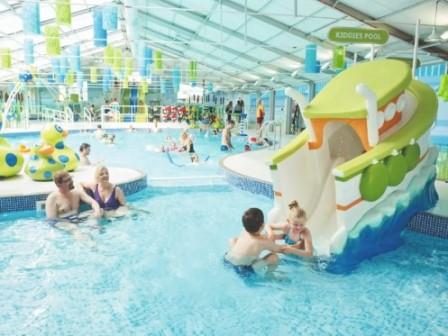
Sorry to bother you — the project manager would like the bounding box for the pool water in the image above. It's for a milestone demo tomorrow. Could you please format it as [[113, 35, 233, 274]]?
[[0, 186, 447, 335], [4, 128, 249, 179]]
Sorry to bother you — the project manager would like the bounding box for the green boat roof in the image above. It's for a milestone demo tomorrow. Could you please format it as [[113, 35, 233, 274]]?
[[304, 59, 412, 119], [271, 80, 437, 180]]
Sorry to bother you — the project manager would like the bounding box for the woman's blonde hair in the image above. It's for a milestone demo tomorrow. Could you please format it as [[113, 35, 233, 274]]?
[[95, 165, 108, 181], [288, 200, 306, 222]]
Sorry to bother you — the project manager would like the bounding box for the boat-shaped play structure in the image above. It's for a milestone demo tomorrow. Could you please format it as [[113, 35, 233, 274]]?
[[269, 59, 438, 272]]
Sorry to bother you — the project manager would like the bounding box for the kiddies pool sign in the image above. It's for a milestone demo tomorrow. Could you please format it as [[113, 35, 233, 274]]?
[[328, 27, 389, 44]]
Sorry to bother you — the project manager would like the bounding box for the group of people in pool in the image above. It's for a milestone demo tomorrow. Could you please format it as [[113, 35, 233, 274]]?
[[225, 200, 313, 277], [49, 127, 311, 277], [45, 166, 126, 220], [45, 165, 127, 244], [160, 131, 200, 163], [94, 125, 116, 144]]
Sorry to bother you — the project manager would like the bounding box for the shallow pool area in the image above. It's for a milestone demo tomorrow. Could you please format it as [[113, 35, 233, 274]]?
[[0, 185, 447, 335], [4, 129, 249, 180]]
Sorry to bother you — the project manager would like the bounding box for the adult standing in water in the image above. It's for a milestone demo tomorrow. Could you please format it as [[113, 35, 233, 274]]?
[[256, 99, 265, 130], [225, 101, 233, 124]]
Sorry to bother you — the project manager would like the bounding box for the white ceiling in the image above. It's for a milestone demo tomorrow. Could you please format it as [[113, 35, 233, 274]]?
[[0, 0, 447, 90]]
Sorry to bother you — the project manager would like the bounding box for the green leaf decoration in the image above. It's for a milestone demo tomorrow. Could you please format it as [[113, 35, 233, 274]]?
[[360, 162, 389, 201], [385, 154, 407, 186], [402, 143, 420, 171]]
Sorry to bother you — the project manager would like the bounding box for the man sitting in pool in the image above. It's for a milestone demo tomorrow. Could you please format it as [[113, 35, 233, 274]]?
[[225, 207, 284, 277], [46, 171, 102, 220], [46, 171, 102, 241]]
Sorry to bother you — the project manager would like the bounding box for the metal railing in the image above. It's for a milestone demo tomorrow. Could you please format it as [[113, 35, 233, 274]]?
[[259, 120, 282, 150], [41, 107, 74, 126], [1, 82, 23, 131], [81, 107, 94, 130]]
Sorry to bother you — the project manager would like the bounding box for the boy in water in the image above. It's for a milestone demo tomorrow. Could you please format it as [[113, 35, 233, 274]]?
[[221, 120, 235, 151], [225, 208, 283, 276], [79, 143, 92, 166]]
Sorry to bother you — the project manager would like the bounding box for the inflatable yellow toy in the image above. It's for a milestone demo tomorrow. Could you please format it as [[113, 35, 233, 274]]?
[[0, 137, 24, 177], [18, 144, 31, 153], [24, 144, 65, 181], [41, 123, 79, 171]]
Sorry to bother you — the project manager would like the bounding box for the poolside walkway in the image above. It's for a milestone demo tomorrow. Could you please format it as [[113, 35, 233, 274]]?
[[0, 166, 144, 198]]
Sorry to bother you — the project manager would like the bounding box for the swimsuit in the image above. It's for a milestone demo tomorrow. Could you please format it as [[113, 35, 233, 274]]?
[[47, 214, 88, 227], [221, 145, 229, 151], [284, 233, 303, 245], [94, 184, 121, 210], [223, 255, 255, 278], [182, 143, 195, 153]]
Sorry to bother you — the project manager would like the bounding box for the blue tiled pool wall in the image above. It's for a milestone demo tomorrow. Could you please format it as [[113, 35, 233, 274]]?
[[224, 169, 273, 199], [408, 212, 448, 239], [120, 177, 147, 196], [0, 176, 147, 213], [0, 193, 48, 213]]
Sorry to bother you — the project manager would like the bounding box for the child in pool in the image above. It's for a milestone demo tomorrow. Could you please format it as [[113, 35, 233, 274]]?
[[268, 200, 313, 257], [225, 208, 284, 276]]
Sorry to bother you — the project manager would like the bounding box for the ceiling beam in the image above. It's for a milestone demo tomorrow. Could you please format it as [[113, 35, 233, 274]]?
[[0, 7, 94, 38], [318, 0, 448, 61], [148, 0, 305, 64], [142, 25, 311, 89], [138, 11, 282, 75], [216, 0, 360, 61], [141, 26, 272, 82], [138, 11, 300, 80], [141, 40, 247, 86]]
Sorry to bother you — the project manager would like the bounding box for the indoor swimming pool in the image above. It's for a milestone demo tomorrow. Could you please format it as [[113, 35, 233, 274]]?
[[0, 185, 447, 335]]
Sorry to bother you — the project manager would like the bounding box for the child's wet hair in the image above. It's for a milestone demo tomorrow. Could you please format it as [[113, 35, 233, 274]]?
[[288, 200, 307, 221], [79, 143, 90, 152], [242, 208, 264, 233]]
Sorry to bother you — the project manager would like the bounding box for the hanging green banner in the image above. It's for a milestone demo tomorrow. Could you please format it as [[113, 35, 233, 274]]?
[[90, 67, 97, 83], [332, 46, 345, 69], [0, 48, 12, 69], [44, 26, 61, 56], [66, 71, 75, 86], [113, 48, 123, 74], [125, 57, 133, 77], [104, 45, 114, 66], [56, 0, 72, 26], [328, 27, 389, 44], [154, 51, 163, 71]]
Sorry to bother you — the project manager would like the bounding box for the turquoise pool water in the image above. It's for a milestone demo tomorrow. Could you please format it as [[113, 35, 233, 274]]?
[[0, 186, 447, 335], [4, 128, 248, 179]]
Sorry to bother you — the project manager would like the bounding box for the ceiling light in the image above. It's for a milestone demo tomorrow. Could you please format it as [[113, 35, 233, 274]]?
[[425, 26, 441, 42], [425, 0, 442, 42], [441, 30, 448, 40]]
